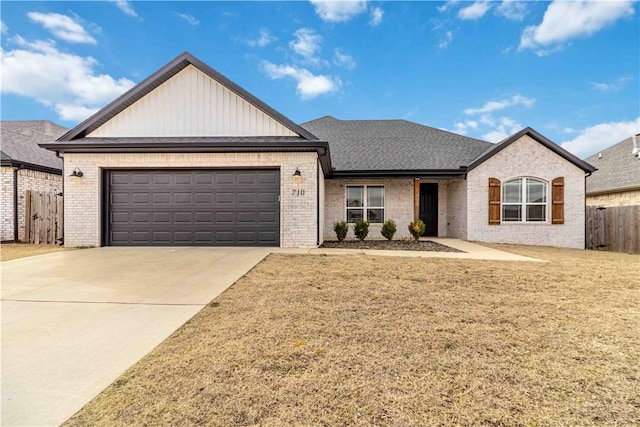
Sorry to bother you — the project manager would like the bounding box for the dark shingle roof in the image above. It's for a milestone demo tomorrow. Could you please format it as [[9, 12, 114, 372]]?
[[1, 121, 66, 171], [301, 116, 492, 171], [585, 136, 640, 194]]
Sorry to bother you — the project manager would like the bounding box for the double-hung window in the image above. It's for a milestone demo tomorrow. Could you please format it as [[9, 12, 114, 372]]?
[[502, 178, 547, 222], [346, 185, 384, 223]]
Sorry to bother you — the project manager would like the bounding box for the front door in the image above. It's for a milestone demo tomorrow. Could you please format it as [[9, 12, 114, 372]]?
[[419, 183, 438, 237]]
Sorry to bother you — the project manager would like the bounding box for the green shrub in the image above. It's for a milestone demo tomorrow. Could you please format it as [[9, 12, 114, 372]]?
[[408, 219, 426, 241], [333, 221, 348, 241], [353, 219, 370, 241], [380, 219, 397, 241]]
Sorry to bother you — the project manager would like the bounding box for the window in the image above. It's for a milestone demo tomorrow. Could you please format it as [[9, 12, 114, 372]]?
[[346, 185, 384, 223], [502, 178, 547, 222]]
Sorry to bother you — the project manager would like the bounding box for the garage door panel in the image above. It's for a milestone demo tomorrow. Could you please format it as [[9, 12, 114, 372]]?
[[107, 169, 280, 246]]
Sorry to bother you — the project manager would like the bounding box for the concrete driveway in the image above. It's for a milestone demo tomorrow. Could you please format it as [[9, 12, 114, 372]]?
[[1, 247, 271, 427]]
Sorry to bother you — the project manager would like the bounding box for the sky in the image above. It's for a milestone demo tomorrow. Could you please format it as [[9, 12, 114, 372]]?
[[1, 0, 638, 159]]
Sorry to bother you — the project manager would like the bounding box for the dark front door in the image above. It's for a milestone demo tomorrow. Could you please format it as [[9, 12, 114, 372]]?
[[419, 183, 438, 237], [105, 169, 280, 246]]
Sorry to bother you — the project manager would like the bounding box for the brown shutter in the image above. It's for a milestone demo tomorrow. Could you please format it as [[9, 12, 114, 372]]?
[[488, 178, 501, 225], [552, 177, 564, 224]]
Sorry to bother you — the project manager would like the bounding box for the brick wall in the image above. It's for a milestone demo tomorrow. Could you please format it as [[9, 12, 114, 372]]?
[[63, 152, 319, 248], [466, 135, 587, 249], [1, 167, 14, 241], [0, 167, 62, 241], [587, 189, 640, 207], [446, 179, 467, 238]]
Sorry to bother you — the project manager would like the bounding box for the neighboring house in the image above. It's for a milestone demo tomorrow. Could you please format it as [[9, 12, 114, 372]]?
[[584, 135, 640, 207], [41, 52, 595, 249], [1, 121, 67, 242]]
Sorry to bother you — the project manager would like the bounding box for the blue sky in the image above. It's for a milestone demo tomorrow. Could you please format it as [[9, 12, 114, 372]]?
[[1, 1, 638, 158]]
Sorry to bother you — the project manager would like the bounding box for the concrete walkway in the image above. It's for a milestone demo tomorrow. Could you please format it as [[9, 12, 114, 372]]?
[[276, 238, 544, 262], [1, 247, 271, 427]]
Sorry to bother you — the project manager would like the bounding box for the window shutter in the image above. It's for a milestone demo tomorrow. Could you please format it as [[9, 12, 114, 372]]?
[[552, 177, 564, 224], [488, 178, 501, 225]]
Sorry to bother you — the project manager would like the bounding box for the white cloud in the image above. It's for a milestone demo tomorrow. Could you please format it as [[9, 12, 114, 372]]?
[[561, 118, 640, 158], [438, 31, 453, 49], [112, 0, 138, 17], [519, 1, 634, 54], [333, 49, 356, 70], [589, 76, 633, 92], [483, 116, 523, 142], [309, 0, 368, 23], [27, 12, 96, 44], [495, 1, 527, 21], [464, 95, 534, 115], [437, 1, 459, 13], [261, 61, 340, 100], [175, 13, 199, 26], [290, 28, 323, 65], [1, 37, 135, 121], [458, 1, 491, 21], [248, 28, 277, 47], [1, 20, 8, 34], [369, 7, 383, 26]]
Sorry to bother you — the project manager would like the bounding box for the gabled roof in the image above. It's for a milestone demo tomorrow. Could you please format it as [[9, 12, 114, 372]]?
[[467, 127, 596, 173], [1, 121, 66, 173], [57, 52, 318, 141], [585, 136, 640, 194], [301, 116, 492, 174]]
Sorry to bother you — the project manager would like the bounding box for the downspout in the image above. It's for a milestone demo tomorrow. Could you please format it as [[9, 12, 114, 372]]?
[[316, 159, 320, 246], [56, 151, 64, 245], [13, 165, 22, 242], [584, 171, 592, 250]]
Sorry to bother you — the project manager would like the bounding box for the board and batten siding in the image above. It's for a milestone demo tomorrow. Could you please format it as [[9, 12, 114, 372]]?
[[87, 65, 297, 138]]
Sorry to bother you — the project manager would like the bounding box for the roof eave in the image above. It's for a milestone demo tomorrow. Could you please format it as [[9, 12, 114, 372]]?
[[467, 127, 597, 173], [0, 158, 62, 175], [58, 52, 319, 142], [328, 168, 467, 179]]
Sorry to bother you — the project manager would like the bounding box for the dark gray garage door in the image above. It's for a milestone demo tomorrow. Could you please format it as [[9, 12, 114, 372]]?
[[106, 169, 280, 246]]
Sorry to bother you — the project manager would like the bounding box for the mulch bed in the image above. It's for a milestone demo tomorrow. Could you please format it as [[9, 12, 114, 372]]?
[[320, 239, 463, 252]]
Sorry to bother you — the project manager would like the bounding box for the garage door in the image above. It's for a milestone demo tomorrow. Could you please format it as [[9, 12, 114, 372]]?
[[106, 169, 280, 246]]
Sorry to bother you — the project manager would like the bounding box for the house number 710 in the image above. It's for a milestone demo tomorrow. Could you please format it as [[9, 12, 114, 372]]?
[[292, 189, 305, 196]]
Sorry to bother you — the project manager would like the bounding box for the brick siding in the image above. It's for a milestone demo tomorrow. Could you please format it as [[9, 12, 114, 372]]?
[[63, 152, 319, 248], [466, 135, 587, 249], [587, 189, 640, 207]]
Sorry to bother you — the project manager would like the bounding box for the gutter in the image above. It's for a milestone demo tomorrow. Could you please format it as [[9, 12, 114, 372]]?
[[327, 168, 468, 179]]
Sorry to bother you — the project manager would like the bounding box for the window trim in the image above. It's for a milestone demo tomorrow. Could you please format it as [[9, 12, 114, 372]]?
[[345, 184, 385, 223], [501, 177, 549, 223]]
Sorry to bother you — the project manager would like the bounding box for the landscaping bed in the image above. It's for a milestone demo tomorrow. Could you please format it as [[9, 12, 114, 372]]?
[[320, 239, 462, 252]]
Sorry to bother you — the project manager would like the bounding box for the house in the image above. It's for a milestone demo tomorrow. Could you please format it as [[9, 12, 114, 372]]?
[[1, 121, 67, 242], [41, 52, 595, 249], [584, 135, 640, 207]]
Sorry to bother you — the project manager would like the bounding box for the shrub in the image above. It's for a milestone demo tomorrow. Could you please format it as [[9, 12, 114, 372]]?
[[353, 219, 370, 241], [380, 219, 397, 241], [333, 221, 348, 241], [408, 219, 426, 241]]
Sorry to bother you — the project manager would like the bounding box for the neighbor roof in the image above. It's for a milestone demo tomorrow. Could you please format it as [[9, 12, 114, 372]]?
[[57, 52, 318, 142], [585, 136, 640, 194], [302, 116, 492, 174], [1, 121, 66, 172]]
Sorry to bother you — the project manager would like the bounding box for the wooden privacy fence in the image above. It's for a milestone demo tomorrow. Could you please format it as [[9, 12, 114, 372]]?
[[24, 190, 63, 244], [586, 205, 640, 253]]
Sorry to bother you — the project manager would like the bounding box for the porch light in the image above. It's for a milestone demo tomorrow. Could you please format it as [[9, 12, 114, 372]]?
[[293, 167, 302, 177], [70, 168, 83, 177]]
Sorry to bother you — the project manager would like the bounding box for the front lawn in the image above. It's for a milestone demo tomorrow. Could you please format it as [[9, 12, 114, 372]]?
[[65, 246, 639, 426]]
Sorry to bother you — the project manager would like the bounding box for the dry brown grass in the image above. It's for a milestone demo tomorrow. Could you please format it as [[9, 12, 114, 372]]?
[[65, 246, 639, 426], [0, 243, 69, 261]]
